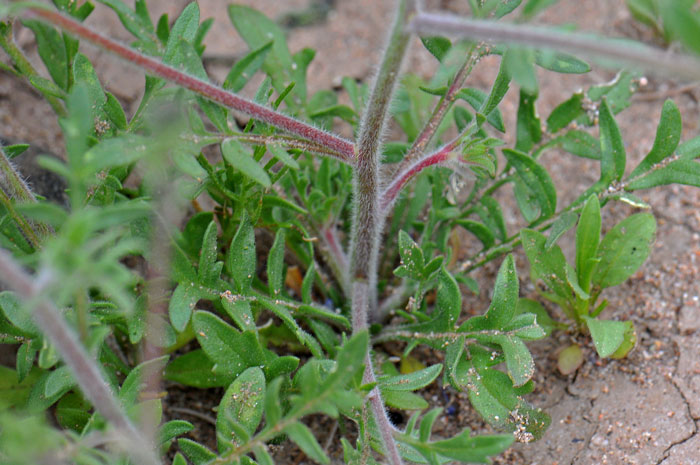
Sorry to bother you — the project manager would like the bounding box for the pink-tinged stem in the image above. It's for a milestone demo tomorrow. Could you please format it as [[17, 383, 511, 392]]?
[[380, 140, 457, 212], [26, 7, 356, 162]]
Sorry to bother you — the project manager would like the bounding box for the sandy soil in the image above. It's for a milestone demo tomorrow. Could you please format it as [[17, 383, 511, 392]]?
[[1, 0, 699, 464]]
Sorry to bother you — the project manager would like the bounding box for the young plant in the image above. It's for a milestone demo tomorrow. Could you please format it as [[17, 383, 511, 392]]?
[[0, 1, 699, 465]]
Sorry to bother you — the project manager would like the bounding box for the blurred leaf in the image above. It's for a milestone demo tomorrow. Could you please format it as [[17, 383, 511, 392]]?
[[557, 344, 583, 374], [546, 92, 584, 133], [534, 50, 589, 74], [421, 36, 451, 62], [286, 423, 329, 465], [224, 41, 273, 92], [515, 90, 541, 153], [267, 228, 286, 295]]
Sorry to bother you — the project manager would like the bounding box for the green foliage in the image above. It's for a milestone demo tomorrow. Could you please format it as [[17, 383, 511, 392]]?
[[0, 1, 697, 464]]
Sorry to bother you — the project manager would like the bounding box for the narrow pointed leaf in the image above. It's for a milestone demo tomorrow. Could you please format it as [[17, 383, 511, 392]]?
[[629, 99, 682, 178]]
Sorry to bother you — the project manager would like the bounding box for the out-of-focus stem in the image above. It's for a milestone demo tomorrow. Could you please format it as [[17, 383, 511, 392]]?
[[409, 12, 700, 80], [0, 250, 160, 465]]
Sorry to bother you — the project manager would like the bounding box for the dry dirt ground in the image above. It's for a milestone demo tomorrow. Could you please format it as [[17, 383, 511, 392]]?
[[1, 1, 700, 464]]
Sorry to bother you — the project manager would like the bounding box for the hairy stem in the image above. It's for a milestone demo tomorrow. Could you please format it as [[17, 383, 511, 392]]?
[[0, 250, 159, 465], [409, 12, 700, 79], [349, 2, 415, 465], [380, 135, 462, 212], [24, 7, 356, 161], [0, 146, 52, 247]]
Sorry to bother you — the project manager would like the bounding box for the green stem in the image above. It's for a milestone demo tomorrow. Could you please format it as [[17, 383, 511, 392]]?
[[0, 20, 66, 117]]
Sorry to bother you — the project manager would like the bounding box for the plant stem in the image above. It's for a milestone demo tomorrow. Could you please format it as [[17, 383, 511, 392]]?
[[408, 12, 700, 80], [349, 2, 415, 464], [0, 146, 51, 247], [24, 7, 356, 161], [0, 250, 160, 465], [0, 20, 66, 117], [380, 135, 460, 213], [396, 42, 483, 171]]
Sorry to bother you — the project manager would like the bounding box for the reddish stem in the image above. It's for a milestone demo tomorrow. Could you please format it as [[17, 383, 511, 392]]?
[[26, 7, 356, 162], [380, 139, 458, 212]]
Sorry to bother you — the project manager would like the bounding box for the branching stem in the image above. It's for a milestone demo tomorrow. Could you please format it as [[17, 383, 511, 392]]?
[[24, 7, 356, 161]]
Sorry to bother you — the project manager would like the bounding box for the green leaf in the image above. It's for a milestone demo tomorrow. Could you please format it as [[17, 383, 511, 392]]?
[[545, 211, 578, 249], [267, 228, 286, 295], [495, 0, 522, 18], [477, 196, 507, 241], [0, 291, 38, 335], [515, 298, 556, 337], [552, 130, 601, 159], [21, 20, 68, 90], [165, 349, 232, 388], [178, 438, 217, 465], [503, 149, 557, 220], [436, 267, 461, 330], [504, 48, 537, 94], [576, 195, 601, 292], [378, 364, 442, 391], [169, 283, 201, 332], [660, 1, 700, 55], [196, 221, 222, 287], [520, 229, 572, 305], [534, 50, 590, 74], [627, 159, 700, 190], [480, 59, 511, 118], [104, 92, 127, 130], [44, 366, 74, 399], [584, 316, 631, 358], [120, 356, 169, 406], [264, 377, 283, 426], [592, 213, 656, 288], [454, 219, 495, 249], [456, 88, 506, 132], [222, 139, 271, 188], [217, 367, 265, 453], [598, 98, 626, 183], [96, 0, 154, 43], [629, 99, 682, 178], [221, 294, 256, 331], [285, 423, 330, 465], [164, 2, 200, 62], [522, 0, 560, 18], [546, 92, 584, 133], [224, 41, 273, 92], [227, 212, 256, 293], [382, 390, 429, 410], [228, 5, 294, 97], [421, 36, 451, 62], [192, 311, 252, 379], [515, 90, 541, 153], [268, 145, 300, 170], [484, 255, 518, 329], [55, 393, 91, 432], [557, 344, 583, 374], [394, 230, 425, 280], [159, 420, 194, 445], [415, 429, 514, 464]]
